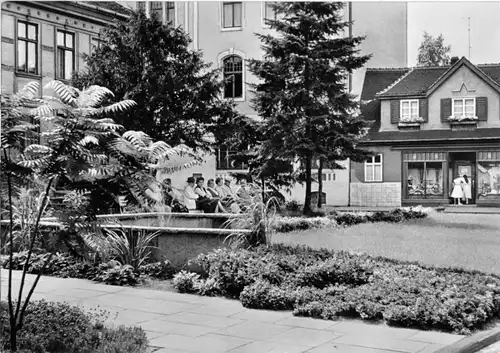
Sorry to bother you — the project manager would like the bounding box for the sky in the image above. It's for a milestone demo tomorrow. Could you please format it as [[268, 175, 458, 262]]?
[[407, 1, 500, 66]]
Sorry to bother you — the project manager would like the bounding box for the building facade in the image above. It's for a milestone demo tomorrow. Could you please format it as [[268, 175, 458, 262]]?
[[127, 1, 409, 205], [352, 57, 500, 207], [1, 2, 129, 96]]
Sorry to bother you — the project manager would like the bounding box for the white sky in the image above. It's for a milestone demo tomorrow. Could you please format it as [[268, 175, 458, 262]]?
[[407, 1, 500, 66]]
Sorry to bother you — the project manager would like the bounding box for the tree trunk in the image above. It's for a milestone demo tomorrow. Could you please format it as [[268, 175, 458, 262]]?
[[303, 154, 313, 215], [317, 158, 323, 208], [10, 325, 17, 352]]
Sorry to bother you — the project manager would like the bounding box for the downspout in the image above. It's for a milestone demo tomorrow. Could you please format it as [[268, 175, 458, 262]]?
[[348, 2, 353, 207], [194, 1, 199, 50]]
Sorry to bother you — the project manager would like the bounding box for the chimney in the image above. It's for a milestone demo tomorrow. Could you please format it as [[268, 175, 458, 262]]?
[[450, 56, 459, 65]]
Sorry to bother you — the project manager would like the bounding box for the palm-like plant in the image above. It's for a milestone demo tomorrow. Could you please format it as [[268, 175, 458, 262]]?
[[1, 80, 201, 351]]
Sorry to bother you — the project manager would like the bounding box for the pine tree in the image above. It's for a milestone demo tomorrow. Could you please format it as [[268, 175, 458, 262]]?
[[248, 2, 371, 215], [73, 10, 237, 152]]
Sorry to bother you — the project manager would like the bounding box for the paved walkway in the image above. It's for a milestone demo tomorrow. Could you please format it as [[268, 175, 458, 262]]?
[[1, 270, 465, 353]]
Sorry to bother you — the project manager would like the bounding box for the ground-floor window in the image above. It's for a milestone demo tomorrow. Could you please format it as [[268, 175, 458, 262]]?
[[404, 152, 445, 199], [478, 151, 500, 199]]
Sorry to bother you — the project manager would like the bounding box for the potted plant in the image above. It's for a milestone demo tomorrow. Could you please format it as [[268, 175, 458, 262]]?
[[398, 116, 425, 130], [447, 115, 478, 131]]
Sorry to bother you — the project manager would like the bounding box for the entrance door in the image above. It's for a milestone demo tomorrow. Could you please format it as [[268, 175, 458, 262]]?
[[454, 161, 475, 204]]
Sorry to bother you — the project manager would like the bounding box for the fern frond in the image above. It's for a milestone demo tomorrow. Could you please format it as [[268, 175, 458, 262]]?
[[78, 135, 99, 146], [45, 80, 78, 106], [17, 81, 40, 99], [102, 99, 136, 113], [78, 85, 114, 108]]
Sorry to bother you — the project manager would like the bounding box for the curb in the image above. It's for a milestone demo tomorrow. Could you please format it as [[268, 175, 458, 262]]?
[[435, 326, 500, 353]]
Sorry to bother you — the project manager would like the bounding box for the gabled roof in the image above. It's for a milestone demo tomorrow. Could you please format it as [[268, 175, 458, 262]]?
[[359, 68, 409, 122], [374, 57, 500, 99]]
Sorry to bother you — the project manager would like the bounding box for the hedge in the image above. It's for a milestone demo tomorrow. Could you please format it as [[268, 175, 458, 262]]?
[[174, 245, 500, 335]]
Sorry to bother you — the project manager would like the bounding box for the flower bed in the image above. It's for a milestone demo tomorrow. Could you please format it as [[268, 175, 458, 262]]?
[[274, 206, 430, 233], [173, 245, 500, 335], [1, 251, 175, 286], [0, 300, 149, 353]]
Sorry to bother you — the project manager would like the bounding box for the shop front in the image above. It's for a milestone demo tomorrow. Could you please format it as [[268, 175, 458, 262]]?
[[401, 149, 500, 207]]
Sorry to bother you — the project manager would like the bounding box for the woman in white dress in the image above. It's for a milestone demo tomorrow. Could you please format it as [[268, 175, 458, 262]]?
[[462, 175, 472, 205], [183, 177, 199, 210], [451, 175, 465, 205]]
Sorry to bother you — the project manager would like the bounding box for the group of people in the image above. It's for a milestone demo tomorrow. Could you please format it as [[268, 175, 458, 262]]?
[[160, 176, 255, 213], [451, 174, 472, 205]]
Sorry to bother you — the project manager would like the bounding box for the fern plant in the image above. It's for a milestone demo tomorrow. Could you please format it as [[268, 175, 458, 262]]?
[[1, 80, 201, 351]]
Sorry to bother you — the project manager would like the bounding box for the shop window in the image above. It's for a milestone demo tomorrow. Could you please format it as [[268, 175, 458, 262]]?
[[365, 154, 382, 182], [404, 153, 445, 199], [478, 151, 500, 199], [223, 2, 242, 28], [17, 21, 38, 74], [57, 30, 75, 81], [223, 55, 243, 99]]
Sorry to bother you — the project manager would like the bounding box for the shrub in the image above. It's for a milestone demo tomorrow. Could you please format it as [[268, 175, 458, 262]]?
[[240, 280, 295, 310], [172, 270, 201, 293], [138, 260, 175, 280], [274, 216, 338, 233], [0, 300, 149, 353], [93, 263, 139, 286], [178, 244, 500, 334], [285, 200, 301, 212]]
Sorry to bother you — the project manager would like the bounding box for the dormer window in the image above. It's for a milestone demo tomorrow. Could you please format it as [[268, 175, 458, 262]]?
[[400, 100, 419, 120], [452, 98, 475, 118]]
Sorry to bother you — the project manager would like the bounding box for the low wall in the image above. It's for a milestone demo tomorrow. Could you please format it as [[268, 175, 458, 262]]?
[[350, 182, 402, 207]]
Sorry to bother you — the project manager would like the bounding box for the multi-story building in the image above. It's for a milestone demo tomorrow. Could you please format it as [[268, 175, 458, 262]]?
[[1, 1, 129, 96], [352, 56, 500, 207], [125, 1, 409, 205]]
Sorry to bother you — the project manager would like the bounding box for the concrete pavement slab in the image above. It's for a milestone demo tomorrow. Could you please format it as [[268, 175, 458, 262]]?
[[274, 316, 338, 330], [331, 321, 421, 340], [332, 334, 430, 353], [408, 331, 464, 345], [226, 340, 310, 353], [229, 308, 293, 323], [149, 333, 252, 353], [140, 319, 220, 337], [267, 327, 342, 347], [415, 343, 446, 353], [105, 309, 166, 326], [215, 321, 292, 340], [307, 342, 404, 353], [158, 312, 246, 329]]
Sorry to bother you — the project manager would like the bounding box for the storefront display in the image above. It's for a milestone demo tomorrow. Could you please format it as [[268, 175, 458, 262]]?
[[404, 152, 445, 199], [478, 161, 500, 199]]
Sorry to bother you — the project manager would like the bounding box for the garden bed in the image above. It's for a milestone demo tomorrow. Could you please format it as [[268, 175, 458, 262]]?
[[172, 244, 500, 335]]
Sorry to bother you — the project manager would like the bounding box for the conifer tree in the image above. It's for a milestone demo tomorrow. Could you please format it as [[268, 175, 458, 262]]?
[[248, 2, 372, 214]]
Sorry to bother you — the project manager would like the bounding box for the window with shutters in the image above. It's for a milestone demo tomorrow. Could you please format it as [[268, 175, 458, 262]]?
[[452, 98, 475, 118], [365, 154, 383, 182], [400, 100, 419, 120]]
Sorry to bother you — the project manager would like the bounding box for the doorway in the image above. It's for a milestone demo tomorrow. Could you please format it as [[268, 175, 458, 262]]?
[[449, 152, 476, 204]]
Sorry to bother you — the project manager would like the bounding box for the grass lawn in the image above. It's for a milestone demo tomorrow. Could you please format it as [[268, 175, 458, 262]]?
[[274, 211, 500, 275]]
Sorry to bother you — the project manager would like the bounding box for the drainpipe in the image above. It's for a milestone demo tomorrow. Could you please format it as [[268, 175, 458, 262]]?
[[348, 2, 353, 93]]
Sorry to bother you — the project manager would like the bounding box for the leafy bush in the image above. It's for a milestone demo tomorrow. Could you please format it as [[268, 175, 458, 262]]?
[[275, 207, 430, 233], [172, 270, 201, 293], [93, 263, 139, 286], [178, 244, 500, 334], [0, 300, 148, 353], [104, 229, 159, 270], [138, 260, 175, 280], [285, 200, 301, 212]]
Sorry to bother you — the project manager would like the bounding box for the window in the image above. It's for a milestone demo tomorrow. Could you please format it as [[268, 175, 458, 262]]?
[[57, 30, 75, 80], [403, 152, 445, 199], [216, 146, 248, 170], [478, 151, 500, 199], [137, 2, 146, 11], [90, 37, 102, 54], [400, 100, 419, 120], [264, 2, 277, 21], [223, 2, 242, 28], [165, 2, 175, 24], [453, 98, 475, 117], [150, 1, 163, 19], [17, 21, 38, 74], [365, 154, 382, 182], [223, 55, 243, 99]]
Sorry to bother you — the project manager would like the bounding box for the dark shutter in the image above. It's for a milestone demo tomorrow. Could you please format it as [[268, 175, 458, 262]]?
[[390, 100, 400, 123], [419, 99, 428, 122], [440, 98, 452, 122], [476, 97, 488, 121]]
